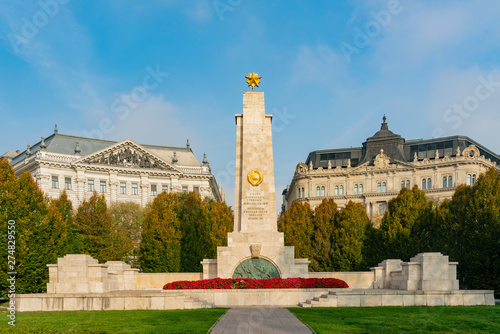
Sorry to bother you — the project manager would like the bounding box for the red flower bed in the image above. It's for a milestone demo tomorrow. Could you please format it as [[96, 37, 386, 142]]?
[[163, 277, 348, 290]]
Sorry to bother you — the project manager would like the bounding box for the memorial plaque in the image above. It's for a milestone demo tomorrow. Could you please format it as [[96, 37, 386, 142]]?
[[232, 258, 280, 279]]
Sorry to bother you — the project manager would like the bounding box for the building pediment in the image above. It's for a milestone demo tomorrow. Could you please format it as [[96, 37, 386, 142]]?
[[72, 139, 181, 173]]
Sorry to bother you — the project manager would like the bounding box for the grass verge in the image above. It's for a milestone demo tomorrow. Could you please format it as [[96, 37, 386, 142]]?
[[289, 305, 500, 334], [0, 308, 228, 333]]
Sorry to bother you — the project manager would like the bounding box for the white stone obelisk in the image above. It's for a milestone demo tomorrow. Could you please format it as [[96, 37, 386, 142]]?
[[234, 91, 277, 233], [201, 87, 309, 279]]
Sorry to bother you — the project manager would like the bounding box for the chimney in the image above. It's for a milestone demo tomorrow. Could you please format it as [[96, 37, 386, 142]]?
[[16, 150, 20, 155]]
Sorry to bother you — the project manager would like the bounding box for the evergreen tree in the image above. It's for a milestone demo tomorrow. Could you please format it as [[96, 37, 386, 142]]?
[[139, 192, 182, 272], [311, 198, 337, 271], [207, 200, 233, 258], [179, 192, 211, 272], [0, 160, 20, 297], [331, 201, 372, 271], [51, 191, 80, 254], [278, 201, 314, 259], [14, 172, 51, 293]]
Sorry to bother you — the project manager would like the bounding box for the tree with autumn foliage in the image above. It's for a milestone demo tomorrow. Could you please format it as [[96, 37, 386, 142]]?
[[278, 201, 314, 259], [206, 200, 233, 258], [331, 201, 372, 271], [74, 192, 132, 263], [139, 192, 182, 273], [310, 198, 337, 271]]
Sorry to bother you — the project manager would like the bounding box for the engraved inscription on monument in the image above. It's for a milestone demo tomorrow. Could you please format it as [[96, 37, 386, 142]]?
[[242, 190, 268, 221]]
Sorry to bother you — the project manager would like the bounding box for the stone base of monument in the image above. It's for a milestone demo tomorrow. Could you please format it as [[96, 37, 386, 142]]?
[[14, 252, 496, 311]]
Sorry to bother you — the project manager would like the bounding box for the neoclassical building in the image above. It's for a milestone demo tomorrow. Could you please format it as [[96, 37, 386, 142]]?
[[9, 126, 223, 207], [282, 116, 500, 219]]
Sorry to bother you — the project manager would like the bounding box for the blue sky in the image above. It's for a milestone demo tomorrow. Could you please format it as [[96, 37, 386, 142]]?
[[1, 0, 500, 209]]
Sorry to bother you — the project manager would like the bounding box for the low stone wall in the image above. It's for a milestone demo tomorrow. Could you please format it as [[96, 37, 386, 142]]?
[[16, 288, 495, 311], [136, 273, 203, 290], [308, 272, 374, 289]]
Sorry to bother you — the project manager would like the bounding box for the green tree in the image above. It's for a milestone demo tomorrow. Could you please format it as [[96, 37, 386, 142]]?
[[310, 198, 337, 271], [51, 191, 80, 254], [179, 192, 211, 272], [331, 201, 372, 271], [207, 200, 233, 258], [446, 168, 500, 294], [14, 172, 52, 293], [74, 192, 131, 263], [378, 186, 434, 261], [139, 192, 182, 273], [109, 201, 147, 262], [278, 201, 314, 259]]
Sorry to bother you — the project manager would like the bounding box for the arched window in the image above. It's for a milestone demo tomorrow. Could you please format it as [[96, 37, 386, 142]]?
[[321, 186, 325, 197], [422, 179, 427, 190], [401, 180, 405, 189], [443, 176, 447, 188], [472, 174, 476, 185], [316, 186, 320, 197], [340, 185, 344, 196], [427, 178, 432, 189], [354, 184, 358, 195], [335, 185, 339, 196], [359, 184, 363, 194], [382, 182, 386, 193], [298, 188, 301, 198], [448, 176, 452, 188], [302, 188, 305, 198], [406, 180, 410, 188], [467, 174, 471, 186]]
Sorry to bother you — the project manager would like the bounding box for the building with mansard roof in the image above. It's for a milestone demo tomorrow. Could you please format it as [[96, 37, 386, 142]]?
[[9, 125, 223, 207], [282, 116, 500, 220]]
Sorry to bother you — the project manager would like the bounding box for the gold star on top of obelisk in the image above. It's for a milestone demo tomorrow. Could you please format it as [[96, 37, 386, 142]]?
[[245, 71, 261, 91]]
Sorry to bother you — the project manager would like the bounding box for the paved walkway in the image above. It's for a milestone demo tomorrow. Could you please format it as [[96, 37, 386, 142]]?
[[208, 307, 313, 334]]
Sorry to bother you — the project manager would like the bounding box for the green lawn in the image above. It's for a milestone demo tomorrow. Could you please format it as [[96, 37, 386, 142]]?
[[289, 305, 500, 334], [0, 308, 228, 334]]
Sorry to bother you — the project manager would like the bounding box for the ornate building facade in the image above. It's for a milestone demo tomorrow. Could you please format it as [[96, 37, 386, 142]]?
[[10, 126, 223, 207], [282, 117, 500, 219]]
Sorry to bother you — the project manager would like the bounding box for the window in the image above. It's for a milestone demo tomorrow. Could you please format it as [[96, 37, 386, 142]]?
[[379, 203, 386, 216], [382, 182, 386, 193], [316, 186, 320, 197], [88, 179, 94, 192], [466, 174, 471, 186], [182, 186, 188, 193], [193, 186, 199, 194], [422, 179, 427, 190], [301, 188, 305, 198], [354, 184, 358, 195], [52, 176, 59, 189], [298, 188, 301, 198], [377, 183, 381, 193], [132, 183, 138, 195], [65, 177, 72, 190], [443, 176, 447, 188], [339, 185, 344, 196], [401, 180, 405, 189], [151, 185, 157, 196], [472, 174, 476, 185], [320, 186, 325, 197], [162, 185, 168, 193], [335, 185, 339, 196], [100, 181, 106, 193], [120, 182, 126, 194], [427, 178, 432, 189], [448, 176, 453, 188], [359, 184, 363, 194], [406, 180, 410, 188]]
